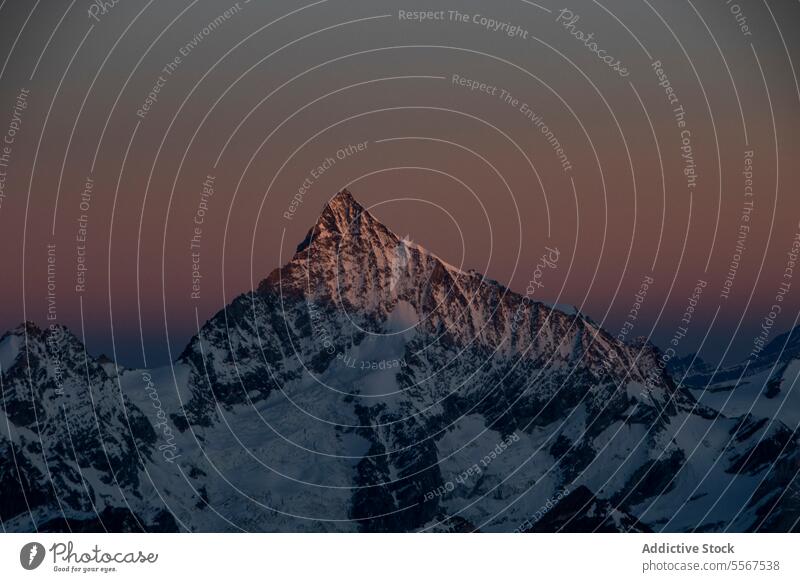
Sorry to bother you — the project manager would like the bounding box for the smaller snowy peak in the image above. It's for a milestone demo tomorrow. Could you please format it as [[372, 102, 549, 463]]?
[[0, 321, 81, 361], [0, 329, 22, 371]]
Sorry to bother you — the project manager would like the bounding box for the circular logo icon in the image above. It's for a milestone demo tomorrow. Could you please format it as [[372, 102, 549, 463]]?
[[20, 542, 46, 570]]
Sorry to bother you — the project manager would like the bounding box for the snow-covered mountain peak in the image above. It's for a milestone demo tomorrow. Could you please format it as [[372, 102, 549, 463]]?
[[295, 189, 398, 255], [3, 189, 798, 533]]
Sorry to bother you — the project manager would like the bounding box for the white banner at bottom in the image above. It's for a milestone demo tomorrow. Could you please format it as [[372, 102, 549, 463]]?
[[0, 533, 797, 581]]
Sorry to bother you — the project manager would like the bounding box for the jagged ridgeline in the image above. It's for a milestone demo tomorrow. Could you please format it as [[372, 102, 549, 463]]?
[[1, 191, 798, 532]]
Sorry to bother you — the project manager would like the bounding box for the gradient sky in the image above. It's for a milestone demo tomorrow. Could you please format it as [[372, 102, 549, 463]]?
[[0, 0, 798, 367]]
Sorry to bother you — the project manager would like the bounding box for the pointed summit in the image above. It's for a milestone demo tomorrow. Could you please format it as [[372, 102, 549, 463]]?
[[317, 189, 365, 232], [295, 189, 397, 254], [328, 188, 359, 210]]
